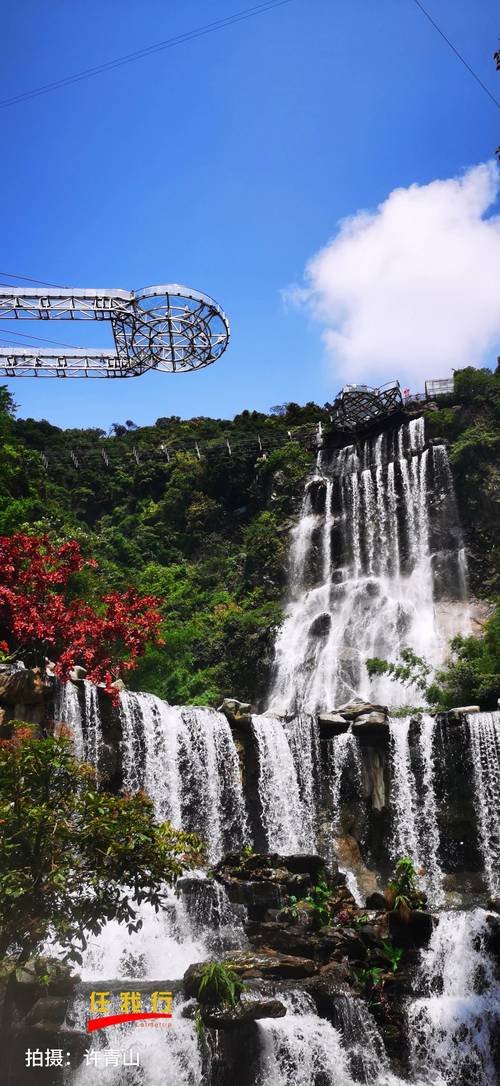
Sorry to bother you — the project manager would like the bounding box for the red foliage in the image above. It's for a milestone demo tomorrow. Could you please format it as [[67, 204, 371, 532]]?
[[0, 534, 163, 695]]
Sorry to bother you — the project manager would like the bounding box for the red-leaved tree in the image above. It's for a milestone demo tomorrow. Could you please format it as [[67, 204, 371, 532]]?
[[0, 533, 163, 693]]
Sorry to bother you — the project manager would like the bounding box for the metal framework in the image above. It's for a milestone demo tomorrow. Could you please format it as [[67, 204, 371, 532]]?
[[425, 377, 454, 399], [332, 380, 403, 430], [0, 283, 230, 377]]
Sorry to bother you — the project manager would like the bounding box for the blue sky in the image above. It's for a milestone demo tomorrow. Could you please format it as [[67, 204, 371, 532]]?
[[1, 0, 499, 429]]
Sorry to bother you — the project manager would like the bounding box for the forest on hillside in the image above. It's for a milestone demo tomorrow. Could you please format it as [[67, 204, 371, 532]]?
[[0, 365, 498, 709]]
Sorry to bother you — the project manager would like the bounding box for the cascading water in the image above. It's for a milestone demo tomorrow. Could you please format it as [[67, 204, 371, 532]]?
[[328, 729, 362, 828], [69, 996, 203, 1086], [267, 420, 468, 716], [257, 991, 406, 1086], [120, 692, 249, 862], [468, 711, 500, 896], [57, 684, 249, 862], [252, 714, 318, 853], [408, 909, 500, 1086], [256, 990, 356, 1086], [79, 888, 209, 981], [388, 714, 444, 905]]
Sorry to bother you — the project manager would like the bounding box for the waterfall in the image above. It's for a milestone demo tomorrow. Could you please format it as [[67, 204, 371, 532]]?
[[388, 715, 444, 905], [55, 679, 85, 760], [408, 909, 500, 1086], [79, 887, 210, 981], [388, 717, 420, 865], [57, 685, 249, 862], [70, 996, 203, 1086], [328, 729, 362, 827], [416, 714, 444, 905], [256, 990, 356, 1086], [469, 711, 500, 895], [252, 714, 318, 853], [333, 994, 395, 1084], [257, 991, 405, 1086], [267, 420, 468, 715], [56, 679, 102, 767]]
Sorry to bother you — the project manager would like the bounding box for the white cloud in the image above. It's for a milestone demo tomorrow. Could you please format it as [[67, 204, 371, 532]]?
[[288, 162, 500, 387]]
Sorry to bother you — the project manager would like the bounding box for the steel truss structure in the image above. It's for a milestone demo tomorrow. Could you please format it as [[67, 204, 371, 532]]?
[[0, 283, 230, 377], [332, 380, 403, 430]]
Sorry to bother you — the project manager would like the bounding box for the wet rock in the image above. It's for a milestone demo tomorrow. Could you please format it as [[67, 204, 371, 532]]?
[[334, 836, 378, 898], [317, 712, 350, 736], [305, 969, 354, 1015], [25, 997, 68, 1027], [488, 897, 500, 914], [218, 698, 253, 729], [201, 998, 286, 1029], [217, 876, 283, 917], [309, 613, 331, 638], [224, 949, 317, 980], [244, 920, 342, 962], [333, 928, 367, 961], [365, 892, 387, 911]]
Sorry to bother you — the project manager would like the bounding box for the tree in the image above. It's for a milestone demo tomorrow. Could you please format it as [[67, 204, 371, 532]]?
[[0, 533, 163, 691], [0, 725, 203, 967]]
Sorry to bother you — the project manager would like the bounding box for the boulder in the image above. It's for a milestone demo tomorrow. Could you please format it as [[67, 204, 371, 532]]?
[[317, 712, 350, 736], [201, 999, 286, 1029], [334, 836, 379, 898], [0, 667, 45, 706], [281, 854, 325, 877], [69, 666, 87, 683], [351, 711, 388, 733], [365, 891, 387, 911], [184, 951, 316, 996], [334, 700, 388, 720], [218, 698, 253, 729], [9, 1026, 87, 1084], [26, 997, 68, 1027], [217, 877, 283, 916], [388, 909, 434, 948]]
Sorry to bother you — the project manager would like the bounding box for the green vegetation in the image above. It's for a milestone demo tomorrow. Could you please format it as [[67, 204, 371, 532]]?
[[0, 364, 497, 705], [381, 939, 404, 973], [0, 391, 324, 705], [424, 364, 500, 597], [197, 962, 246, 1007], [386, 858, 425, 914], [304, 877, 333, 929], [354, 965, 384, 989], [0, 724, 203, 967]]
